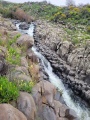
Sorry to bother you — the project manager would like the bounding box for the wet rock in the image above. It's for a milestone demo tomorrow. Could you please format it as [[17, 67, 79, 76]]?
[[19, 22, 29, 30], [11, 19, 20, 25], [55, 100, 68, 117], [65, 109, 78, 120], [54, 90, 65, 104]]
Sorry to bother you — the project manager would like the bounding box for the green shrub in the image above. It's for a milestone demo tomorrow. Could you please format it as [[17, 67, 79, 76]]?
[[15, 80, 35, 93], [5, 34, 21, 65], [6, 47, 21, 65], [86, 26, 90, 33], [0, 76, 19, 103], [8, 34, 21, 47]]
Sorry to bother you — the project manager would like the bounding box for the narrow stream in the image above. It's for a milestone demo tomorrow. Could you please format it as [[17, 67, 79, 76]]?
[[16, 22, 90, 120]]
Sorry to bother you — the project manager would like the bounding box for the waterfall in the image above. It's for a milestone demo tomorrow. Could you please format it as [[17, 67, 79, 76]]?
[[16, 22, 90, 120]]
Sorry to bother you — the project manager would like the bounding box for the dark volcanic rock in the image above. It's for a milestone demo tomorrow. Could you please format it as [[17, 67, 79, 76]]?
[[34, 19, 90, 106], [19, 22, 29, 30]]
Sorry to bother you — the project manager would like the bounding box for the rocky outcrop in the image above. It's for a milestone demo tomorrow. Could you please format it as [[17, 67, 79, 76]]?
[[34, 19, 90, 105], [10, 66, 31, 82], [57, 41, 74, 61], [0, 16, 17, 30], [16, 34, 34, 49], [34, 20, 70, 51], [32, 80, 78, 120]]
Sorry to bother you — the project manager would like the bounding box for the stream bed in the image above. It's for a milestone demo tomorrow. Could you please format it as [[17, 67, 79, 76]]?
[[16, 22, 90, 120]]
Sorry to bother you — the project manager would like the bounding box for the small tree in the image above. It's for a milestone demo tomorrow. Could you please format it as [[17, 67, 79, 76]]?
[[66, 0, 75, 6]]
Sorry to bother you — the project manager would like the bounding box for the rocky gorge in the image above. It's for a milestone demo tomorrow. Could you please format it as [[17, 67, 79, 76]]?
[[0, 15, 81, 120], [33, 19, 90, 107]]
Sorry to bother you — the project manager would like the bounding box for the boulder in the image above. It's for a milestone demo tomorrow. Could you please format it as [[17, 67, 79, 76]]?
[[41, 104, 56, 120], [0, 104, 27, 120], [54, 100, 78, 120], [19, 22, 29, 30], [32, 81, 57, 120], [8, 66, 31, 82], [26, 48, 39, 63], [16, 34, 34, 49], [54, 100, 68, 118], [17, 92, 36, 120], [32, 80, 56, 107], [3, 20, 17, 30]]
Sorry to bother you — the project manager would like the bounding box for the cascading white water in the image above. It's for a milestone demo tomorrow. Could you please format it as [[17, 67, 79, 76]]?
[[32, 46, 90, 120], [16, 22, 90, 120], [16, 22, 34, 36]]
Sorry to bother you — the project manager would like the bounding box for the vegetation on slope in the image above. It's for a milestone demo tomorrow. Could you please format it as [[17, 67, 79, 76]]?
[[0, 0, 90, 25], [0, 15, 35, 103], [0, 0, 89, 45]]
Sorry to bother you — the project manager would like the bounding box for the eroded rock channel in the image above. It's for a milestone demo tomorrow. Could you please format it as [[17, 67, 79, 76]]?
[[33, 20, 90, 119], [16, 19, 90, 119], [34, 20, 90, 105], [0, 15, 90, 120]]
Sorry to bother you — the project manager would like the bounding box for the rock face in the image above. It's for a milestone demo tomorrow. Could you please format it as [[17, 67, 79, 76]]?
[[0, 104, 27, 120], [34, 19, 90, 105], [0, 16, 17, 31], [17, 92, 36, 120], [32, 80, 78, 120], [57, 41, 74, 60], [54, 100, 77, 120]]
